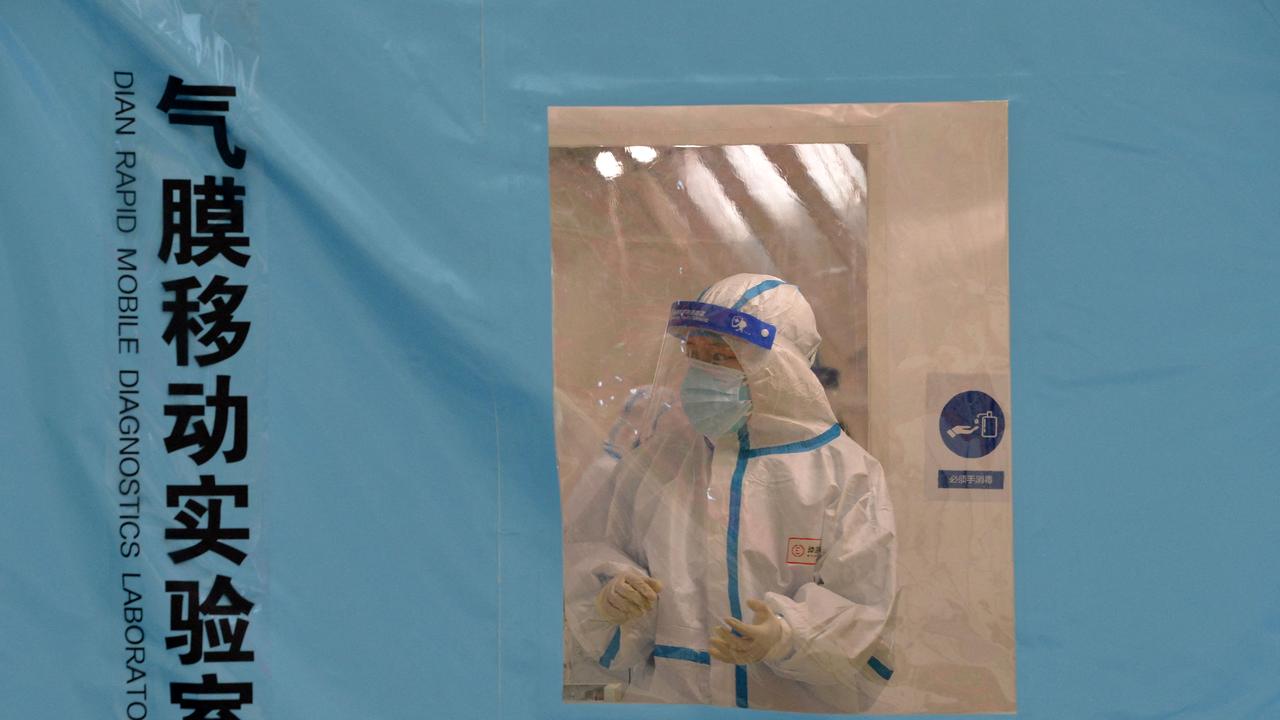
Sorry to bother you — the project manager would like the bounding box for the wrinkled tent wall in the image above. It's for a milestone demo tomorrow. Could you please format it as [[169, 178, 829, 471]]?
[[3, 2, 1279, 720]]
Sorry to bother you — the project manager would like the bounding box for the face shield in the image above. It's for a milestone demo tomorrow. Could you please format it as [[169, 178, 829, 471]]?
[[641, 300, 777, 440]]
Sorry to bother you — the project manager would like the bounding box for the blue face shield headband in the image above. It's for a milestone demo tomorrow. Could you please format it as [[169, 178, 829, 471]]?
[[666, 301, 776, 349], [666, 301, 774, 438]]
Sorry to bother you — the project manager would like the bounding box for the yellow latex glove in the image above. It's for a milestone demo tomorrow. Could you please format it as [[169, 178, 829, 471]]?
[[709, 599, 789, 664], [595, 573, 663, 624]]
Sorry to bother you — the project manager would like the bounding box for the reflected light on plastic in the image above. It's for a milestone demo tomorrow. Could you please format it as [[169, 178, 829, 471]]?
[[594, 151, 623, 179], [683, 154, 752, 244], [625, 145, 658, 163], [724, 144, 803, 226], [794, 144, 866, 212]]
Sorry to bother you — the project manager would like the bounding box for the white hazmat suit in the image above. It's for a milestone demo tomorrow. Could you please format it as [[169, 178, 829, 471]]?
[[564, 274, 897, 713]]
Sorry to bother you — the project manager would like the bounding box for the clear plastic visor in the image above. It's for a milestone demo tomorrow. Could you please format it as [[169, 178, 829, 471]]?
[[638, 303, 772, 439]]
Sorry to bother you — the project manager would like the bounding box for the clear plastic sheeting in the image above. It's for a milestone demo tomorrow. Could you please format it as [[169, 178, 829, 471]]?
[[551, 142, 871, 497], [552, 104, 1013, 713]]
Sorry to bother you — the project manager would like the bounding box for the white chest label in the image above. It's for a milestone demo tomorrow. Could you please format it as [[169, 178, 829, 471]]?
[[785, 536, 821, 566]]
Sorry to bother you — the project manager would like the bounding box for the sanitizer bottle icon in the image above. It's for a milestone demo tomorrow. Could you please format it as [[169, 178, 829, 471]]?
[[977, 411, 999, 439]]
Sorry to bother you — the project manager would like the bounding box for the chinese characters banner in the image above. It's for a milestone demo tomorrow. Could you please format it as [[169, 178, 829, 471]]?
[[109, 36, 267, 720]]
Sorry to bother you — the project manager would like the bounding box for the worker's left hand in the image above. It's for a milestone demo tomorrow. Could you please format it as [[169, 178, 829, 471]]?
[[709, 599, 785, 664]]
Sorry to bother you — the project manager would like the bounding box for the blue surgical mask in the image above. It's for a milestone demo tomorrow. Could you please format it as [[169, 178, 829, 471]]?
[[680, 359, 752, 438]]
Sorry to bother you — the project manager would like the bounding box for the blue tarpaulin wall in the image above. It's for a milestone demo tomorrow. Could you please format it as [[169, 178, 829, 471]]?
[[2, 2, 1278, 718]]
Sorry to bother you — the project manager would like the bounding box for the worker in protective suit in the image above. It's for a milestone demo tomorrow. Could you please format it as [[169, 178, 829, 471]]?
[[564, 273, 897, 713]]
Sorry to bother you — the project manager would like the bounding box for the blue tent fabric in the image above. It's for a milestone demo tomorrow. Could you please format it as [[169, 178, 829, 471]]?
[[3, 2, 1280, 718]]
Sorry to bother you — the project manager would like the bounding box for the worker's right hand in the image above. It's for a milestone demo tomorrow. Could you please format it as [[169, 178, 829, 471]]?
[[595, 573, 663, 624]]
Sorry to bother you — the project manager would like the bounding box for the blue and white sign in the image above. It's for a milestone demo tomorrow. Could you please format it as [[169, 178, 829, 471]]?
[[938, 469, 1005, 490], [939, 390, 1005, 459]]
